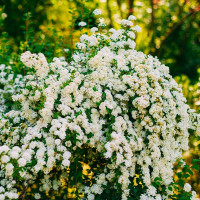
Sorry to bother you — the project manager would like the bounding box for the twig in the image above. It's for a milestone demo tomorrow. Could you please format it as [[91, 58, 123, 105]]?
[[116, 0, 123, 19], [127, 0, 134, 18], [149, 0, 155, 52], [106, 0, 113, 28], [156, 11, 194, 57], [18, 180, 29, 200]]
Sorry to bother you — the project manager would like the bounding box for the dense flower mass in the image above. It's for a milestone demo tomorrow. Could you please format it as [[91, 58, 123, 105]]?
[[0, 64, 25, 113], [0, 14, 200, 200]]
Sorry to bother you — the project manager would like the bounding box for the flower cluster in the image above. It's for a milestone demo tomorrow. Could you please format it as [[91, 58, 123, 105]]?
[[0, 14, 199, 200], [0, 64, 25, 113]]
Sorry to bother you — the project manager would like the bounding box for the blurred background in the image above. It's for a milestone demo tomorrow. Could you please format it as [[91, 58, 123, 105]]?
[[0, 0, 200, 196]]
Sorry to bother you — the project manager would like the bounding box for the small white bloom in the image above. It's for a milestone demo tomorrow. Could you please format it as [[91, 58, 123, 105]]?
[[64, 48, 69, 52], [5, 163, 14, 176], [1, 13, 7, 20], [34, 193, 41, 199], [78, 21, 87, 27], [18, 158, 27, 167], [0, 187, 5, 193], [63, 151, 71, 159], [147, 186, 157, 196], [0, 194, 5, 200], [55, 139, 61, 146], [127, 31, 135, 39], [1, 155, 10, 163], [93, 9, 101, 15], [98, 18, 106, 27], [128, 15, 137, 21], [59, 57, 65, 61], [90, 27, 98, 33], [62, 159, 70, 167], [132, 25, 141, 32], [76, 43, 86, 50], [87, 193, 95, 200], [121, 19, 133, 27], [183, 183, 191, 192], [109, 28, 116, 33]]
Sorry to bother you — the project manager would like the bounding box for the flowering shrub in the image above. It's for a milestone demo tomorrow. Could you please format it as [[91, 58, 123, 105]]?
[[0, 12, 200, 200]]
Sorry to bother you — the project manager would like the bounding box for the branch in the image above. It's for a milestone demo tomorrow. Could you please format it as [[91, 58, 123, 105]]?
[[107, 0, 113, 28], [176, 11, 198, 64], [18, 180, 29, 200], [177, 0, 187, 17], [156, 0, 200, 56], [156, 11, 195, 56], [127, 0, 134, 18], [116, 0, 123, 19], [149, 0, 155, 52]]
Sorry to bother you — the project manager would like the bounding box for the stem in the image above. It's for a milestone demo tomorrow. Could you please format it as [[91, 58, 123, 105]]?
[[128, 0, 134, 18], [116, 0, 123, 19], [149, 0, 155, 53], [107, 0, 113, 28], [176, 11, 198, 66], [19, 180, 29, 200], [69, 9, 75, 58]]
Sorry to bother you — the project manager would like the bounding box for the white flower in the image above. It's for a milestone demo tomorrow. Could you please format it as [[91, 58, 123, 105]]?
[[98, 18, 106, 27], [63, 151, 71, 159], [147, 186, 157, 196], [55, 139, 61, 146], [1, 13, 7, 20], [62, 159, 70, 167], [127, 31, 135, 39], [1, 155, 10, 163], [64, 48, 69, 52], [109, 28, 116, 33], [0, 187, 5, 193], [183, 183, 191, 192], [90, 27, 98, 33], [0, 145, 9, 154], [191, 191, 198, 200], [156, 194, 162, 200], [128, 15, 137, 21], [88, 193, 95, 200], [59, 57, 65, 61], [132, 25, 142, 32], [121, 19, 133, 27], [34, 193, 41, 199], [78, 21, 87, 27], [22, 152, 32, 161], [140, 194, 149, 200], [76, 43, 86, 50], [20, 51, 49, 79], [18, 158, 27, 167], [93, 9, 101, 15], [5, 163, 14, 176], [0, 194, 5, 200]]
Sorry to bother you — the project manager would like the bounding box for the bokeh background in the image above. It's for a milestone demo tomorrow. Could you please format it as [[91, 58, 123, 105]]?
[[0, 0, 200, 197]]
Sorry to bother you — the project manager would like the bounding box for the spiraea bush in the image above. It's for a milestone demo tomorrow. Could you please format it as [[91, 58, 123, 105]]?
[[0, 10, 200, 200]]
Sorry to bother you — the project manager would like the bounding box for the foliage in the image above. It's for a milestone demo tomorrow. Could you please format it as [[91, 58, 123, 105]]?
[[1, 0, 200, 79], [175, 73, 200, 196], [0, 12, 200, 200], [0, 0, 51, 43]]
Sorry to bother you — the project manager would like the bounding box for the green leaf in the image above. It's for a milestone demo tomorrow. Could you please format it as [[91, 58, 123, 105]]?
[[192, 159, 200, 163], [93, 86, 98, 91], [191, 164, 199, 171]]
